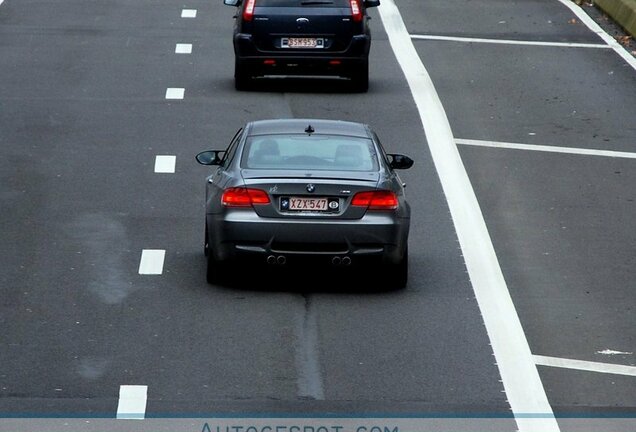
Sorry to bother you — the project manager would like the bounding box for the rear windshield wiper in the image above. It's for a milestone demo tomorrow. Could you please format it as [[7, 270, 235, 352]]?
[[300, 1, 334, 5]]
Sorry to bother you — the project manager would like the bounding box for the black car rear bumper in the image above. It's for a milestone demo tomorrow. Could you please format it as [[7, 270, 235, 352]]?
[[234, 33, 370, 77]]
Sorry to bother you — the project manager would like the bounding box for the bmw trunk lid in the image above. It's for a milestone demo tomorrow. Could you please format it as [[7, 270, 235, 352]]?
[[240, 169, 379, 219]]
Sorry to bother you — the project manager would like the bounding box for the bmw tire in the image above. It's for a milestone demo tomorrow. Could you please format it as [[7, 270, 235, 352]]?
[[385, 247, 408, 289]]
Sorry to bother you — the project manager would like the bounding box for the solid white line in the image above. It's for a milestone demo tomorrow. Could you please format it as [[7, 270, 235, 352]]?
[[0, 1, 4, 6], [116, 385, 148, 420], [165, 88, 185, 100], [411, 34, 610, 49], [534, 355, 636, 377], [154, 155, 176, 173], [556, 0, 636, 71], [138, 250, 165, 275], [175, 43, 193, 54], [378, 2, 559, 432], [456, 138, 636, 159], [181, 9, 197, 18]]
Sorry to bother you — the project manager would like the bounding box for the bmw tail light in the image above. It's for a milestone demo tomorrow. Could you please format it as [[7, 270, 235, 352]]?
[[350, 0, 362, 22], [351, 190, 399, 210], [222, 187, 270, 207], [243, 0, 256, 22]]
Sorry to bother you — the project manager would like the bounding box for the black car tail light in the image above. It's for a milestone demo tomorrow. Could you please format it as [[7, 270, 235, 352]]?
[[243, 0, 256, 22], [350, 0, 362, 22]]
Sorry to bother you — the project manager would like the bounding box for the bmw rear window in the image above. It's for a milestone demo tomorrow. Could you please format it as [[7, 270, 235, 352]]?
[[254, 0, 352, 7], [243, 135, 379, 171]]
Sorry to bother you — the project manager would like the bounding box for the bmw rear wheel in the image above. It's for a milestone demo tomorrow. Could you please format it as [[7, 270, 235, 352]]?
[[385, 247, 408, 289], [204, 224, 209, 257], [395, 247, 408, 289]]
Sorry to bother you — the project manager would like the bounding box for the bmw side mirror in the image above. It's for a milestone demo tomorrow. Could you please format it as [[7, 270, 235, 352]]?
[[364, 0, 380, 7], [223, 0, 240, 6], [388, 154, 414, 170], [196, 150, 225, 166]]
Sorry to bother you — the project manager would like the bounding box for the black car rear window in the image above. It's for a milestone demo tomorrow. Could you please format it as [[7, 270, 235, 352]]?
[[255, 0, 351, 7], [243, 135, 379, 171]]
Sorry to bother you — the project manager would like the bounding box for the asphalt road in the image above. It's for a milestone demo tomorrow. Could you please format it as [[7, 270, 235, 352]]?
[[0, 0, 634, 430]]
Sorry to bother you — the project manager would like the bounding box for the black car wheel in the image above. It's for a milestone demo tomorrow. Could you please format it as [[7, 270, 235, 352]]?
[[350, 61, 369, 93], [206, 253, 222, 284], [234, 59, 251, 91]]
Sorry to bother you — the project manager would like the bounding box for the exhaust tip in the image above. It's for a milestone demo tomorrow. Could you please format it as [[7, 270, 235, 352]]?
[[342, 256, 352, 266], [277, 255, 286, 265], [267, 255, 277, 265], [332, 256, 342, 266]]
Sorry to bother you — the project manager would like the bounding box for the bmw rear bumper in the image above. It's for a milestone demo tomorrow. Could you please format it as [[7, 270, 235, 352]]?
[[207, 210, 409, 265]]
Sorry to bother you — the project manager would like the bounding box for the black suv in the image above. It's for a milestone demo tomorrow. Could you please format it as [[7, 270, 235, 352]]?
[[223, 0, 380, 92]]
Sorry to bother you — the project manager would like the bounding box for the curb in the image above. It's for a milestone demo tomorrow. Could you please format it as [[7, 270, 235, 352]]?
[[594, 0, 636, 37]]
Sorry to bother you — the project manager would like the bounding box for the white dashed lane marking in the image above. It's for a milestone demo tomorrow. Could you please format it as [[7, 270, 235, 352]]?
[[154, 155, 176, 173], [165, 88, 185, 100], [175, 43, 193, 54], [181, 9, 197, 18], [138, 250, 166, 275], [116, 385, 148, 420], [534, 355, 636, 377], [456, 138, 636, 159]]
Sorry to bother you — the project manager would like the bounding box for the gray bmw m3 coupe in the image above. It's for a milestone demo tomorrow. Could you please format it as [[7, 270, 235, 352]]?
[[196, 119, 413, 288]]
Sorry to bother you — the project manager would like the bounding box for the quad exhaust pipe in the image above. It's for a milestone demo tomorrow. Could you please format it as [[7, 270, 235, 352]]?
[[266, 255, 286, 265], [332, 256, 351, 266], [266, 255, 349, 266]]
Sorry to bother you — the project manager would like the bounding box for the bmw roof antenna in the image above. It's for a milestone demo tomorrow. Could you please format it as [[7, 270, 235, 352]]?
[[305, 124, 315, 134]]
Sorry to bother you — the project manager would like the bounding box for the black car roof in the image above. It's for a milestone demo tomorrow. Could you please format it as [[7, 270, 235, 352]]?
[[247, 119, 370, 138]]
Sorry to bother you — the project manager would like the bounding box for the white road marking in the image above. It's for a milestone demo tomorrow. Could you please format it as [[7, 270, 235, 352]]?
[[116, 385, 148, 419], [534, 355, 636, 377], [410, 34, 610, 49], [181, 9, 197, 18], [154, 155, 176, 173], [0, 1, 4, 6], [378, 2, 559, 432], [175, 43, 193, 54], [456, 138, 636, 159], [556, 0, 636, 71], [165, 88, 185, 100], [138, 250, 165, 275], [597, 349, 634, 355]]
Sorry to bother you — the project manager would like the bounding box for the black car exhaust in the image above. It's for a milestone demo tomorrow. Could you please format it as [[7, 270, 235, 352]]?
[[267, 255, 287, 265], [332, 256, 352, 266]]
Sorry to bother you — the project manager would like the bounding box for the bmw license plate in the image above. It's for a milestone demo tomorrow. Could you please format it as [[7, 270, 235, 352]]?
[[282, 38, 324, 49], [281, 197, 339, 212]]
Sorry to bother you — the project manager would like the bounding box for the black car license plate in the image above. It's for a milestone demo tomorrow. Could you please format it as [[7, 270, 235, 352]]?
[[281, 38, 324, 49]]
